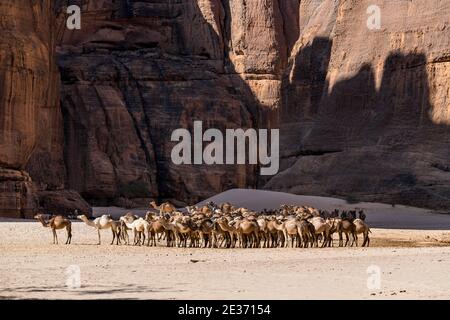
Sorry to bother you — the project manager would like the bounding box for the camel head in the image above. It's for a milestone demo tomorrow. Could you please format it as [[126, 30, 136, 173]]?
[[145, 211, 154, 220], [186, 205, 198, 214], [76, 214, 88, 221], [34, 213, 44, 220]]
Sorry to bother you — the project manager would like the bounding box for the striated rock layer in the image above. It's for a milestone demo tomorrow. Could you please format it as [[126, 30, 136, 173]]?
[[55, 0, 299, 206], [0, 0, 89, 217], [0, 0, 449, 215], [266, 0, 450, 211]]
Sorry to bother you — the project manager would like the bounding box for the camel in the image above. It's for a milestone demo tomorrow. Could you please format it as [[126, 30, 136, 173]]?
[[216, 217, 238, 248], [119, 213, 140, 245], [77, 214, 120, 245], [322, 218, 340, 247], [35, 214, 72, 245], [267, 218, 285, 248], [236, 219, 259, 248], [196, 218, 214, 248], [143, 212, 165, 246], [337, 218, 356, 247], [150, 201, 176, 214], [156, 216, 179, 247], [119, 216, 152, 246], [283, 218, 300, 248], [296, 219, 315, 248], [309, 216, 331, 248], [353, 218, 371, 247], [174, 217, 196, 247], [257, 217, 269, 248]]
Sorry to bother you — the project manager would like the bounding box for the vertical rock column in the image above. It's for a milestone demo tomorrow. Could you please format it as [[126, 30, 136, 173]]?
[[0, 0, 56, 217]]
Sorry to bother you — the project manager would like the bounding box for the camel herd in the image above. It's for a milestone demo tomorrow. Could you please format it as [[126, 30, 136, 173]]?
[[34, 201, 371, 248]]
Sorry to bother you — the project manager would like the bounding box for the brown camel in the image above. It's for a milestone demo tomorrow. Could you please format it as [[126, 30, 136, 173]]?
[[216, 217, 238, 248], [297, 219, 315, 248], [156, 216, 179, 247], [353, 219, 371, 247], [237, 219, 260, 248], [337, 219, 356, 247], [150, 201, 176, 214], [35, 214, 72, 245]]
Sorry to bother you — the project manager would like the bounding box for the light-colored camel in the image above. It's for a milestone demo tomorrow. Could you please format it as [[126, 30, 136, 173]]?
[[150, 201, 176, 214], [283, 218, 300, 248], [120, 216, 152, 246], [119, 213, 140, 245], [309, 216, 331, 247], [267, 218, 285, 247], [353, 219, 371, 247], [257, 217, 269, 248], [77, 214, 120, 245], [296, 219, 314, 248], [35, 214, 72, 245]]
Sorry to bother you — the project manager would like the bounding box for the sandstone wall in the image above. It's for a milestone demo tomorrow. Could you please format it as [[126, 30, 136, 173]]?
[[56, 0, 300, 206], [1, 0, 449, 214], [266, 0, 450, 210]]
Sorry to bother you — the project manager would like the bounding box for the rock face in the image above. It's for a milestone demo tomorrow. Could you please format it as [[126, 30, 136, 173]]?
[[0, 1, 61, 218], [266, 0, 450, 211], [0, 1, 89, 217], [56, 0, 299, 206], [1, 0, 449, 215]]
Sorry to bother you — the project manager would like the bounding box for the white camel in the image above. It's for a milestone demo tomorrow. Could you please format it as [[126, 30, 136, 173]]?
[[77, 214, 120, 245], [119, 216, 152, 246]]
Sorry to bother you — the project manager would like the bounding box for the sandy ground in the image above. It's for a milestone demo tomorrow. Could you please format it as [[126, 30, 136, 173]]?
[[1, 190, 450, 300], [0, 221, 450, 300]]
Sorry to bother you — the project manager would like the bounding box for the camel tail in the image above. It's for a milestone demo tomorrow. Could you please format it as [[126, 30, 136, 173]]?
[[368, 228, 372, 233]]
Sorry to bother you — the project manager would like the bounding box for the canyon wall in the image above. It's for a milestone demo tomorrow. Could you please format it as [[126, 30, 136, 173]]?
[[0, 0, 449, 215], [55, 0, 299, 206], [0, 0, 90, 217], [266, 0, 450, 210]]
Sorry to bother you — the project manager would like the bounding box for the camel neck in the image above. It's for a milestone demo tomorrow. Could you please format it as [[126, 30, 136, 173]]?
[[82, 218, 96, 228], [38, 218, 49, 227]]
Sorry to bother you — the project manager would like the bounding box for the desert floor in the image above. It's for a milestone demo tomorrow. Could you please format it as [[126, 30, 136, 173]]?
[[1, 190, 450, 300], [1, 220, 450, 300]]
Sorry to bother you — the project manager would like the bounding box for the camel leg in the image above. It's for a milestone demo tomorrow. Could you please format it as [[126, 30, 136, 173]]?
[[111, 228, 115, 245], [97, 229, 101, 245], [52, 229, 58, 245], [254, 232, 259, 248], [350, 232, 356, 247], [66, 225, 72, 244], [321, 232, 328, 248], [344, 233, 349, 247]]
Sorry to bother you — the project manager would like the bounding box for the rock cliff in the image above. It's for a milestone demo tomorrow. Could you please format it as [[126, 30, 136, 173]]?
[[266, 0, 450, 210], [0, 0, 449, 216]]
